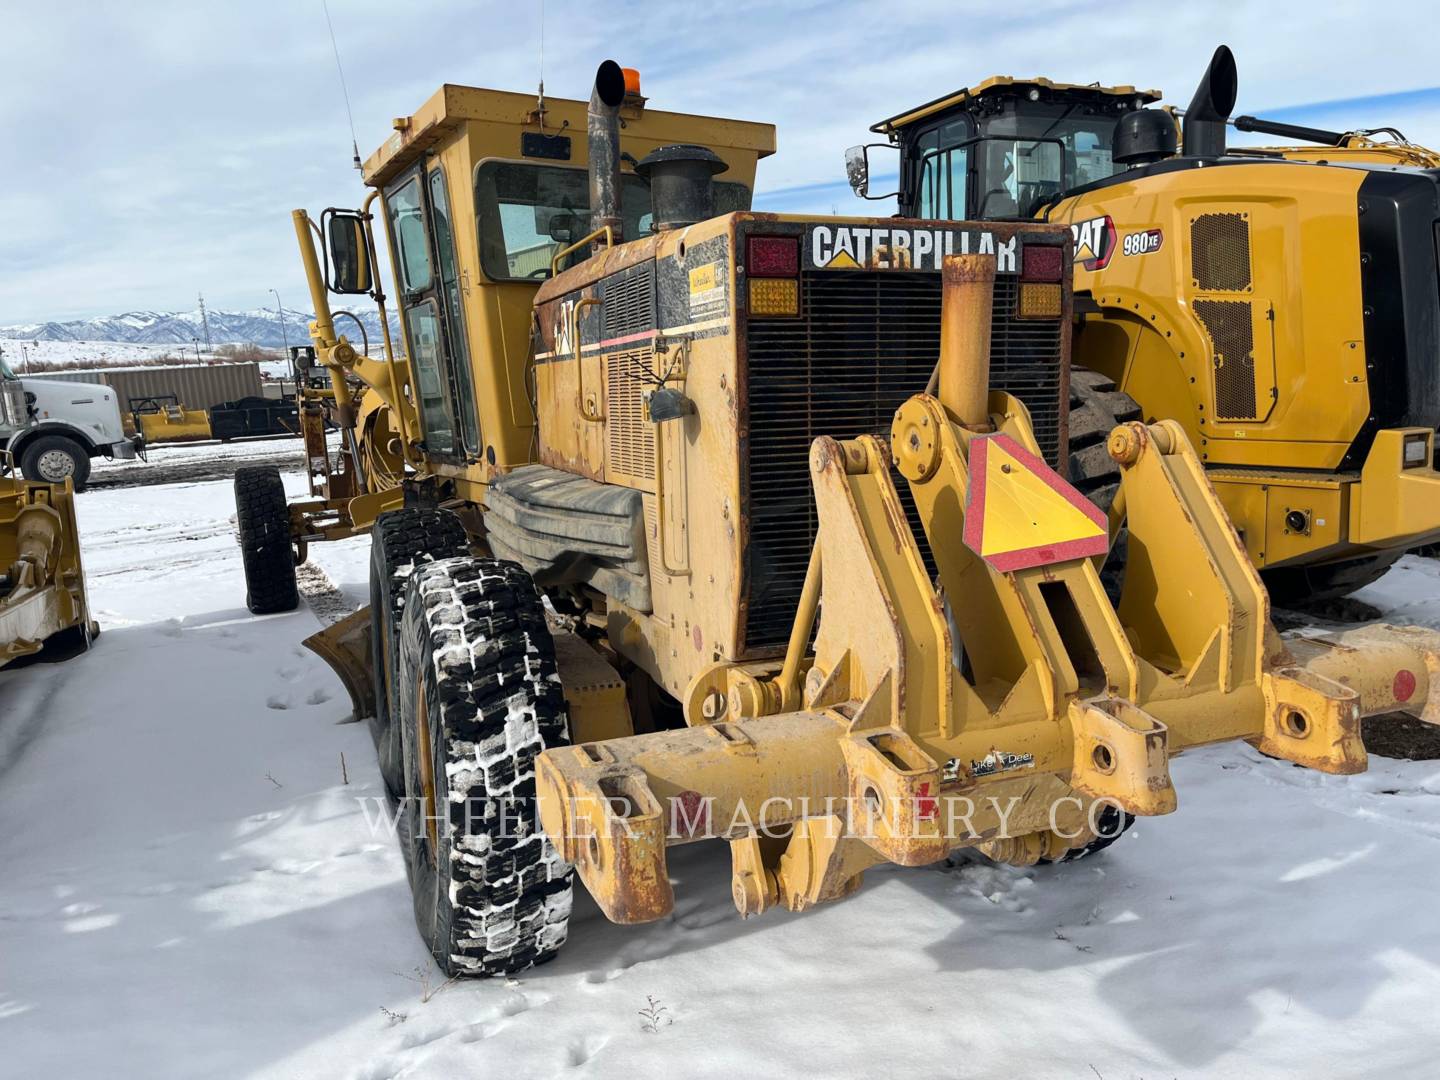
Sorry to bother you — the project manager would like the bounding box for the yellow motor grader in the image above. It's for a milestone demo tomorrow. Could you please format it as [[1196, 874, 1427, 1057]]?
[[852, 45, 1440, 603], [256, 61, 1440, 979]]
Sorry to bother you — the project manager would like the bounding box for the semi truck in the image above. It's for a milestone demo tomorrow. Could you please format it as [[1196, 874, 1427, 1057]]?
[[0, 352, 143, 490]]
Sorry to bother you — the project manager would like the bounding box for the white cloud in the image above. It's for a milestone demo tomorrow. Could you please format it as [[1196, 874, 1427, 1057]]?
[[1, 0, 1437, 320]]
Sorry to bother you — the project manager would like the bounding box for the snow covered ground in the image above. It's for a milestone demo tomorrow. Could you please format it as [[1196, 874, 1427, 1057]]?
[[6, 446, 1440, 1078]]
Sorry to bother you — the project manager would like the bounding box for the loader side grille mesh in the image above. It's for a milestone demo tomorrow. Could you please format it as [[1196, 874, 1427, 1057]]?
[[742, 268, 1064, 651], [1195, 298, 1258, 420], [1191, 213, 1252, 292]]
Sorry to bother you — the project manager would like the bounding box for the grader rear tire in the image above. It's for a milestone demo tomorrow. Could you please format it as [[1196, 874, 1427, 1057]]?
[[396, 555, 573, 977], [235, 466, 298, 615], [368, 508, 470, 799]]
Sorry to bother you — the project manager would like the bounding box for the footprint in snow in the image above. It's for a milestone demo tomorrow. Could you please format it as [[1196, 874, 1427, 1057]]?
[[567, 1035, 609, 1067], [306, 686, 333, 706], [353, 1059, 402, 1080], [581, 967, 625, 986], [265, 693, 292, 710], [400, 1023, 459, 1050]]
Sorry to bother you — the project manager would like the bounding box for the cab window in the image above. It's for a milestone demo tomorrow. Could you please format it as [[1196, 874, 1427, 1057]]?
[[914, 100, 1126, 219], [913, 117, 971, 219], [473, 161, 751, 281], [388, 177, 432, 292]]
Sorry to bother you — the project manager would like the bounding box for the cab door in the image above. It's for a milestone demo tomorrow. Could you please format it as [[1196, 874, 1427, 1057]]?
[[386, 165, 480, 461]]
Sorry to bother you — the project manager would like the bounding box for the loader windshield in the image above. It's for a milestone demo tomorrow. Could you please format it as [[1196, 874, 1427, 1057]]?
[[912, 98, 1126, 220], [474, 161, 751, 281]]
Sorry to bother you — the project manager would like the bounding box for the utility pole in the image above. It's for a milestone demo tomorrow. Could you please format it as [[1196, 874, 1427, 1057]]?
[[192, 338, 202, 366], [197, 292, 213, 356], [270, 289, 290, 354]]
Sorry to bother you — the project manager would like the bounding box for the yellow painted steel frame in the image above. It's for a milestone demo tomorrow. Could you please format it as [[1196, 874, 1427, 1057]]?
[[0, 473, 93, 667], [535, 261, 1440, 927]]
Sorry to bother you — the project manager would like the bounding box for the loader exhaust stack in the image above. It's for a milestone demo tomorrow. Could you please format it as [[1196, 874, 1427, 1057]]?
[[1182, 44, 1238, 158]]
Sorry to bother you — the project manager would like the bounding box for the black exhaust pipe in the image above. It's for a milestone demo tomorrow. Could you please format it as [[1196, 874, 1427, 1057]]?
[[588, 60, 627, 248], [1182, 45, 1238, 158]]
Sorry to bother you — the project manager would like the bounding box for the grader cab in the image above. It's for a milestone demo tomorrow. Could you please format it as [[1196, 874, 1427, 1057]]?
[[273, 61, 1440, 979]]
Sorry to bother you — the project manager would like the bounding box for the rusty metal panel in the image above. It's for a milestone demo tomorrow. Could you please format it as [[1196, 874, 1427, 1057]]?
[[35, 364, 264, 412]]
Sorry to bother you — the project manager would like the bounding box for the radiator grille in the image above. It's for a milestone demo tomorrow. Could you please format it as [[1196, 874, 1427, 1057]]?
[[743, 269, 1064, 650], [1191, 213, 1252, 292], [1195, 298, 1258, 420], [605, 350, 656, 482]]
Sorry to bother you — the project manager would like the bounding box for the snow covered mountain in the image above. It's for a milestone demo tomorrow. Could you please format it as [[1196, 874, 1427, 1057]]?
[[0, 307, 394, 350]]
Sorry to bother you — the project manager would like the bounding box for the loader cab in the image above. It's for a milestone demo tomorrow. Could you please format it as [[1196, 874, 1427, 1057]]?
[[871, 80, 1160, 221], [349, 77, 774, 495]]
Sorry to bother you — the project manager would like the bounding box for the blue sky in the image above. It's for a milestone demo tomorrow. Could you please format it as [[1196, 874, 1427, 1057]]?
[[1, 0, 1437, 322]]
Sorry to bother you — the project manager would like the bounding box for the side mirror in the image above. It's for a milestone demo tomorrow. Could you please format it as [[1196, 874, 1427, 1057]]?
[[844, 145, 871, 197], [548, 211, 581, 244], [323, 209, 373, 295], [844, 143, 899, 200]]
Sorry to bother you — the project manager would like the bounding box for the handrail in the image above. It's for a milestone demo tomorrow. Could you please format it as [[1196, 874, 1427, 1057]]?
[[550, 225, 614, 277], [571, 297, 604, 422]]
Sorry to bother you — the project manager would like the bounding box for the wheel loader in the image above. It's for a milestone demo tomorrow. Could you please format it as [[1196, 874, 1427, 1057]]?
[[849, 45, 1440, 603], [253, 60, 1440, 979]]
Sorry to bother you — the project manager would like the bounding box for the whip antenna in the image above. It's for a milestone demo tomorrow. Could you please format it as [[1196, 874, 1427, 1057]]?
[[321, 0, 363, 170]]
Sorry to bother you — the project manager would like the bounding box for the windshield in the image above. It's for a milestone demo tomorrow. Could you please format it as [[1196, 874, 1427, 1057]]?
[[474, 161, 751, 281], [918, 100, 1126, 219]]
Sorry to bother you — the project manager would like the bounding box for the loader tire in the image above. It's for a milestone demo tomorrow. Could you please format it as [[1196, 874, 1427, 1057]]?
[[235, 466, 298, 615], [368, 508, 469, 799], [396, 555, 573, 977], [1068, 370, 1141, 599], [1067, 368, 1142, 513], [1263, 550, 1402, 607]]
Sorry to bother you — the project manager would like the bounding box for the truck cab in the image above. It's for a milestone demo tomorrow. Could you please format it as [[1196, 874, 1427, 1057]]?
[[1, 356, 141, 490]]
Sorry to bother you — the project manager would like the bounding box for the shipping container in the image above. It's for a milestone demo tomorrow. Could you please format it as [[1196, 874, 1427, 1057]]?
[[35, 363, 264, 414]]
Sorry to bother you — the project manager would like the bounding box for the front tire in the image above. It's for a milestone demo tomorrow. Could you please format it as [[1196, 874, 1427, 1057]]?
[[396, 555, 573, 977], [20, 434, 91, 491], [234, 466, 298, 614], [368, 508, 469, 798]]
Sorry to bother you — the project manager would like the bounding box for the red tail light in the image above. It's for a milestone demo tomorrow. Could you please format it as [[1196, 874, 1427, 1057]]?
[[1021, 244, 1064, 282], [747, 235, 799, 278]]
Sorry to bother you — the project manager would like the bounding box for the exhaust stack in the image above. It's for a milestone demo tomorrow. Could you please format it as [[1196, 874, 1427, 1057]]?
[[588, 60, 627, 247], [1182, 45, 1238, 158]]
